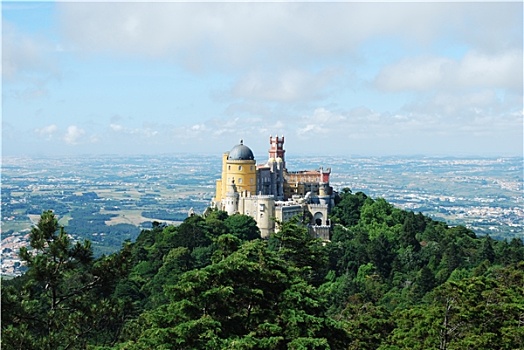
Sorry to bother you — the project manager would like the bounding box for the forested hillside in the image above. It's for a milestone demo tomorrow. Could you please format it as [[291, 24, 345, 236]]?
[[2, 190, 523, 349]]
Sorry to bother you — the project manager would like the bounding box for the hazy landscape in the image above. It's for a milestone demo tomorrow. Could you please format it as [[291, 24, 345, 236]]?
[[2, 2, 523, 348], [2, 153, 522, 276]]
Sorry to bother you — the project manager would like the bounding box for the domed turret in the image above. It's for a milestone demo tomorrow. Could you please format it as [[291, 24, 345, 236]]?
[[221, 139, 257, 197], [228, 140, 255, 161]]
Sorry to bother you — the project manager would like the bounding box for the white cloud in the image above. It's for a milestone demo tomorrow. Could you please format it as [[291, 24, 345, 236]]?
[[375, 50, 522, 92], [63, 125, 85, 145], [402, 89, 520, 123], [375, 56, 451, 92], [2, 20, 61, 90], [2, 20, 62, 103], [296, 108, 346, 136], [110, 123, 124, 132], [35, 124, 58, 140], [2, 22, 45, 81], [191, 124, 206, 131], [57, 2, 521, 68], [139, 128, 158, 138], [89, 135, 100, 144], [455, 50, 522, 90], [232, 68, 340, 103], [290, 103, 521, 155], [165, 115, 282, 153], [109, 122, 158, 138]]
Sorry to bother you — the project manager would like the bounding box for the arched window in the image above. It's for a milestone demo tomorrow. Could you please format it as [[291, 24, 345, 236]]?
[[314, 212, 323, 226]]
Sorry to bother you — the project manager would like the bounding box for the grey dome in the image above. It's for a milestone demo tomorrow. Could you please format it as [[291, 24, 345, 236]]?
[[228, 140, 255, 161]]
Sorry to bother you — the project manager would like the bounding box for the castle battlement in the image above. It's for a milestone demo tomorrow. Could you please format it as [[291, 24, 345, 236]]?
[[308, 203, 329, 208]]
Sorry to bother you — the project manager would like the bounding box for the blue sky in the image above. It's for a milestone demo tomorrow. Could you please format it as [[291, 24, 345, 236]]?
[[2, 1, 523, 157]]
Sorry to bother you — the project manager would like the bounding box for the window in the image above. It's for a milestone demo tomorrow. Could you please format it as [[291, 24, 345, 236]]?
[[239, 165, 242, 171], [238, 178, 243, 183]]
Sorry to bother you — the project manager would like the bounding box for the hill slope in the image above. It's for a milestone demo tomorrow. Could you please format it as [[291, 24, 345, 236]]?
[[2, 192, 523, 349]]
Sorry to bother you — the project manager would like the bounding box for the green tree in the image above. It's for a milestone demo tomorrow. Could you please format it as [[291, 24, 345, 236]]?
[[2, 210, 131, 349], [493, 237, 524, 265], [437, 240, 464, 282], [119, 240, 349, 349], [329, 226, 370, 276], [405, 265, 437, 302], [144, 246, 193, 308], [400, 211, 421, 251], [366, 233, 395, 280], [331, 189, 368, 227], [339, 295, 394, 350], [224, 214, 261, 241], [358, 197, 403, 241], [270, 220, 329, 286], [205, 209, 229, 238], [173, 215, 212, 250], [386, 264, 524, 350], [211, 234, 243, 262], [476, 235, 496, 264]]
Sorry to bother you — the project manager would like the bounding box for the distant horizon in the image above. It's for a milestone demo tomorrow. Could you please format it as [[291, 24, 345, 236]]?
[[2, 148, 521, 245], [2, 149, 522, 160]]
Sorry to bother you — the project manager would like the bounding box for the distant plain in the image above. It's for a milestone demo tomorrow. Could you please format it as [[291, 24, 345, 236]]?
[[2, 154, 522, 249]]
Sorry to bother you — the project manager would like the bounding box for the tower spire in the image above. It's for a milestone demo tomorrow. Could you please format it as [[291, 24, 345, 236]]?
[[268, 134, 286, 169]]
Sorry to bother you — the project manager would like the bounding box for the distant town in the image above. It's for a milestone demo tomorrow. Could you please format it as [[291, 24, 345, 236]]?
[[2, 154, 522, 276]]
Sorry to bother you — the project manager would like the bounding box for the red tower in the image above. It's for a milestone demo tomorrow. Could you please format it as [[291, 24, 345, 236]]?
[[268, 135, 286, 168]]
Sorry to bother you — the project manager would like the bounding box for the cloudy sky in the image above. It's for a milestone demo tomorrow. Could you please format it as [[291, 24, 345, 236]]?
[[2, 1, 523, 157]]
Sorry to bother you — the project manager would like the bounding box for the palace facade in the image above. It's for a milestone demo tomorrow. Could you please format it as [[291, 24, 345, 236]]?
[[212, 136, 335, 239]]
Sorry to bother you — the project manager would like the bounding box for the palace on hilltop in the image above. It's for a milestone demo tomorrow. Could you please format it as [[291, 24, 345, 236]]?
[[212, 136, 335, 239]]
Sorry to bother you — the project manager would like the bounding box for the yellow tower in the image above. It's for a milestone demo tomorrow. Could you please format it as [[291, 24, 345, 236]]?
[[215, 140, 257, 202]]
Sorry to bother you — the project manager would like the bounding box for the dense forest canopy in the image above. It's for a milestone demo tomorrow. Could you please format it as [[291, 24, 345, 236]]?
[[2, 189, 523, 349]]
